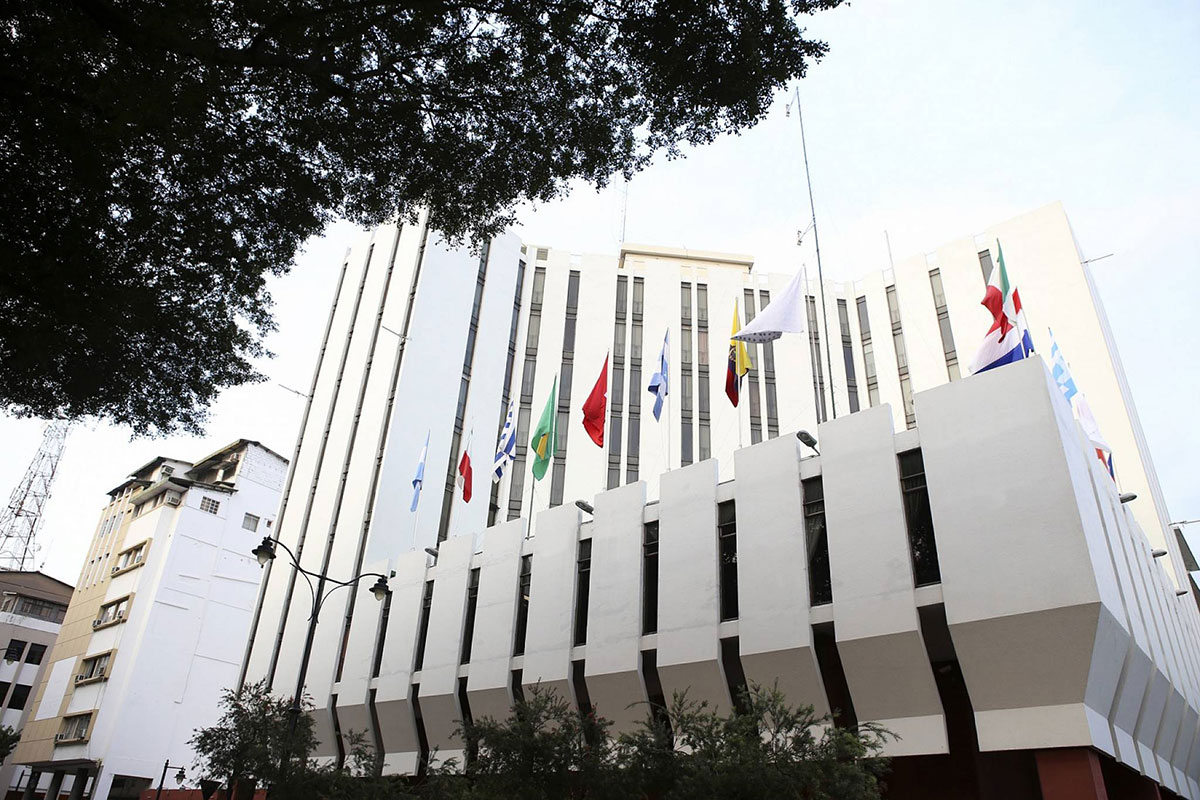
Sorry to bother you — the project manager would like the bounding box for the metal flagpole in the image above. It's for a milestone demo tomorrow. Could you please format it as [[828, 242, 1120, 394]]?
[[526, 470, 538, 538], [793, 89, 837, 420]]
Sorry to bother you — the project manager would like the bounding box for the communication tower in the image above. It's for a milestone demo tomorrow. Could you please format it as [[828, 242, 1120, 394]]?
[[0, 420, 70, 570]]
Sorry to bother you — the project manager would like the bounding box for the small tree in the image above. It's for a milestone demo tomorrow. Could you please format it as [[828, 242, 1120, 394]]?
[[0, 725, 20, 762], [190, 681, 318, 797]]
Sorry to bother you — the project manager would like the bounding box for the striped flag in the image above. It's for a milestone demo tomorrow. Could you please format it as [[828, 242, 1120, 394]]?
[[411, 431, 429, 512], [725, 302, 753, 406], [969, 241, 1034, 374], [493, 400, 517, 482]]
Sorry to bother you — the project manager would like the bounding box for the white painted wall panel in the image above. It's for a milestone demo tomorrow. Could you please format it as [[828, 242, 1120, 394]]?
[[374, 549, 428, 774], [464, 518, 526, 724], [521, 504, 582, 703]]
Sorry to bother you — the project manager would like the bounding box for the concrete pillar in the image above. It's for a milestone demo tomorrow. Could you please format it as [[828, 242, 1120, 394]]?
[[1035, 748, 1108, 800], [67, 770, 88, 800], [20, 769, 42, 800], [45, 771, 64, 800]]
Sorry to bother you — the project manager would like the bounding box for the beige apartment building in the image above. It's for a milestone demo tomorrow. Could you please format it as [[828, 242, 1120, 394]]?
[[14, 440, 286, 800]]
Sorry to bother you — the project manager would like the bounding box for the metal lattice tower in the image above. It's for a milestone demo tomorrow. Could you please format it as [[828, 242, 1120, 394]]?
[[0, 420, 70, 571]]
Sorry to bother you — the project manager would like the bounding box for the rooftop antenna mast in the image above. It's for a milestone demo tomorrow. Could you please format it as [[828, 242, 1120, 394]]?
[[0, 420, 70, 571], [787, 87, 837, 420]]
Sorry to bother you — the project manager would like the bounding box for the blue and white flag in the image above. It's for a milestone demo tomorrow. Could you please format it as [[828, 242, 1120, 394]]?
[[493, 400, 517, 482], [411, 431, 429, 512], [1049, 329, 1113, 478], [647, 329, 670, 421]]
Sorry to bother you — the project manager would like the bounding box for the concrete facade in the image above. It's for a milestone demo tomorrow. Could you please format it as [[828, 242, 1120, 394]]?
[[0, 572, 72, 797], [242, 203, 1185, 795], [14, 442, 286, 800]]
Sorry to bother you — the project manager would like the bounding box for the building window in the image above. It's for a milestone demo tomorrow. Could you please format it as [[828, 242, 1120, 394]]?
[[199, 497, 220, 515], [806, 295, 828, 422], [514, 555, 533, 656], [642, 522, 659, 635], [899, 450, 941, 586], [573, 539, 592, 646], [413, 580, 434, 671], [490, 259, 527, 527], [804, 478, 832, 606], [509, 267, 546, 520], [7, 683, 30, 710], [161, 465, 174, 477], [718, 501, 738, 621], [26, 642, 46, 665], [886, 286, 916, 428], [242, 513, 260, 532], [978, 249, 994, 283], [551, 271, 581, 507], [59, 713, 92, 743], [759, 290, 779, 437], [113, 541, 148, 574], [743, 290, 763, 443], [78, 651, 112, 684], [95, 595, 132, 628], [928, 269, 961, 381], [4, 640, 26, 662], [696, 283, 710, 460], [460, 568, 481, 664], [680, 282, 694, 467], [838, 299, 860, 413]]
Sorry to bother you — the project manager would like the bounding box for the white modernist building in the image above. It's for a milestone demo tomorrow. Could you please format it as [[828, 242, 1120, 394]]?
[[15, 440, 287, 800], [242, 204, 1189, 798]]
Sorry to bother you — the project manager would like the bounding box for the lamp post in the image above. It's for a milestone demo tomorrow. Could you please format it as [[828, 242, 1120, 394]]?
[[250, 537, 391, 747], [153, 761, 186, 800]]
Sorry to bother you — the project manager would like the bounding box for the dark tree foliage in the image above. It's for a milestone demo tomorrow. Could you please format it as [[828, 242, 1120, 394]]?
[[0, 725, 20, 762], [1, 0, 843, 435]]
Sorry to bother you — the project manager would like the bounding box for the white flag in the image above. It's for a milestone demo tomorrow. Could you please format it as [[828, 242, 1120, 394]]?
[[733, 270, 807, 343]]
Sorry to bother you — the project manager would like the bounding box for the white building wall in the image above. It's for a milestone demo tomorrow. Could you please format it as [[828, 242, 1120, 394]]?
[[245, 203, 1186, 783]]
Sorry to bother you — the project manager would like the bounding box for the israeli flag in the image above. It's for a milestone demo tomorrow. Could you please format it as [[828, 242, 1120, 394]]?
[[411, 431, 429, 512], [493, 400, 517, 482], [647, 328, 670, 421]]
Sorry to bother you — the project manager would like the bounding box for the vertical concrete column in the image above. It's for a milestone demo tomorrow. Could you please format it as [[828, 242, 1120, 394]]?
[[464, 517, 527, 724], [732, 434, 827, 716], [584, 481, 649, 734], [374, 548, 432, 775], [522, 503, 583, 702], [45, 771, 64, 800], [20, 769, 41, 800], [67, 770, 88, 800], [1035, 748, 1109, 800], [821, 404, 947, 755]]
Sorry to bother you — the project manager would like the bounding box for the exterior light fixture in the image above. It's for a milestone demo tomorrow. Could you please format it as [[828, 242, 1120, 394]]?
[[1119, 492, 1137, 504], [252, 537, 276, 566], [1152, 549, 1168, 558], [370, 575, 392, 602], [796, 430, 820, 455], [424, 547, 440, 559], [175, 768, 186, 786], [1177, 590, 1189, 597], [575, 500, 595, 515]]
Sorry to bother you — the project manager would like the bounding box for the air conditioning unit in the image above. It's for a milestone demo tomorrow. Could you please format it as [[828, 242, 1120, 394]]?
[[116, 610, 125, 621], [74, 674, 85, 683], [54, 733, 67, 741], [91, 619, 101, 628], [111, 566, 120, 575], [165, 494, 181, 507]]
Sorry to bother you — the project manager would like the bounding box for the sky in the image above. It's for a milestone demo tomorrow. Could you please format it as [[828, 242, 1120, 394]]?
[[3, 0, 1198, 584]]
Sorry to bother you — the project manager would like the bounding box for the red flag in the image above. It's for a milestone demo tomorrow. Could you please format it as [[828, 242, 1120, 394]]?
[[457, 449, 473, 502], [581, 354, 608, 447]]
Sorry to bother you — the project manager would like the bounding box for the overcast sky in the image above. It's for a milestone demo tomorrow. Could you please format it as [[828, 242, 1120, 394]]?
[[3, 0, 1197, 584]]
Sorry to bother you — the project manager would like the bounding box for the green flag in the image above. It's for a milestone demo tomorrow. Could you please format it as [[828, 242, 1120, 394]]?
[[530, 376, 557, 481]]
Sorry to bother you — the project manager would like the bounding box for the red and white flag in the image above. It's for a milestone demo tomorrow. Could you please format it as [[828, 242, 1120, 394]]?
[[457, 439, 473, 502], [581, 354, 608, 447]]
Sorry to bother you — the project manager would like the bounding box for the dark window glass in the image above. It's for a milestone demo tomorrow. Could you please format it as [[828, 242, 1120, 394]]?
[[413, 581, 435, 671], [642, 523, 659, 634], [886, 286, 902, 327], [899, 450, 941, 585], [680, 283, 692, 322], [681, 422, 693, 465], [25, 643, 46, 665], [573, 539, 592, 646], [4, 640, 26, 662], [630, 322, 643, 361], [804, 478, 831, 605], [614, 323, 626, 360], [566, 272, 581, 308], [978, 250, 994, 283], [696, 284, 708, 325], [806, 296, 827, 423], [627, 415, 640, 459], [531, 269, 546, 306], [615, 276, 628, 318], [856, 296, 871, 338], [929, 268, 947, 308], [718, 502, 738, 621], [514, 555, 533, 656], [612, 366, 625, 413], [632, 277, 644, 317], [461, 568, 481, 664], [371, 589, 393, 678], [0, 682, 8, 705], [8, 684, 31, 710]]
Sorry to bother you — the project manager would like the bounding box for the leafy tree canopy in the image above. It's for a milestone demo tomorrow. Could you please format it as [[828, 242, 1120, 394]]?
[[1, 0, 843, 435]]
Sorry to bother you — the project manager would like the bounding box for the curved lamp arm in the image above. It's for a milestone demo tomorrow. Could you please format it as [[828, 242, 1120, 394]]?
[[252, 536, 391, 619]]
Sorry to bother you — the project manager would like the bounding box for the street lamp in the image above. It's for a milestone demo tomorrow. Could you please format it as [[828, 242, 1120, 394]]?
[[249, 536, 391, 742], [796, 430, 820, 455], [154, 761, 186, 800]]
